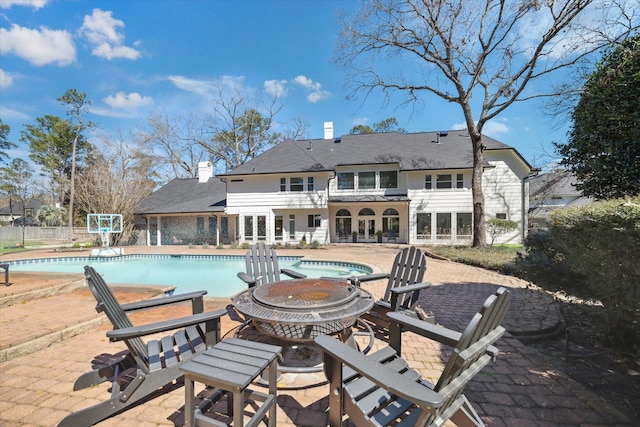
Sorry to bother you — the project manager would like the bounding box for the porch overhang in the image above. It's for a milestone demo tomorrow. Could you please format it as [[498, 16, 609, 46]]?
[[328, 195, 410, 203]]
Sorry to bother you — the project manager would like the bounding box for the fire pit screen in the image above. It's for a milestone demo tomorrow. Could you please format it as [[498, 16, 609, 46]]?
[[231, 278, 374, 341]]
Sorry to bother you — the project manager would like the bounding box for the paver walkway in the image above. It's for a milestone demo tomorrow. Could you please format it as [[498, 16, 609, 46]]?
[[0, 244, 634, 426]]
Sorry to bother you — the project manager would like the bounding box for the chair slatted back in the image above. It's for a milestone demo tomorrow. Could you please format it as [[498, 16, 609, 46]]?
[[383, 247, 427, 309], [245, 243, 281, 286], [84, 265, 150, 371], [435, 287, 510, 393]]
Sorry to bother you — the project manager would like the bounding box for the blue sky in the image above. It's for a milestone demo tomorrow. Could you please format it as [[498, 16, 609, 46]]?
[[1, 0, 603, 169]]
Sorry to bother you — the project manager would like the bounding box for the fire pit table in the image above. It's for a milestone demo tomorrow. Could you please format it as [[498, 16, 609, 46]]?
[[231, 278, 375, 375]]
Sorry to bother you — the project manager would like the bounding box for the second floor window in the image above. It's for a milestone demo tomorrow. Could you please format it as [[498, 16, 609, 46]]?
[[425, 175, 432, 189], [358, 171, 376, 189], [337, 172, 355, 190], [380, 171, 397, 188], [280, 178, 286, 192], [307, 177, 314, 191], [290, 177, 304, 192], [456, 173, 464, 189], [436, 174, 452, 189]]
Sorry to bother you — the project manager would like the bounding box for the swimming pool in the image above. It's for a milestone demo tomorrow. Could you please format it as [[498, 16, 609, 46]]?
[[8, 255, 372, 297]]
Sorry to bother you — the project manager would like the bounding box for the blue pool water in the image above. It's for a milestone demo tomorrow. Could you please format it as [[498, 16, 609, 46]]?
[[9, 255, 371, 297]]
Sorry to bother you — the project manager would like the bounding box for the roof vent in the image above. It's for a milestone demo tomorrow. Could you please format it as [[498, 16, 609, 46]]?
[[431, 131, 448, 143], [308, 141, 313, 150]]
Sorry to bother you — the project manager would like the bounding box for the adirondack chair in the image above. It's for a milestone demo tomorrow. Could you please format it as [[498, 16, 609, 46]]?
[[58, 266, 227, 427], [315, 287, 510, 427], [354, 246, 435, 330], [237, 242, 306, 288]]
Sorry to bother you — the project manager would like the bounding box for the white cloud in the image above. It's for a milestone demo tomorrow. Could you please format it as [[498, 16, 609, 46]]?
[[264, 79, 287, 97], [451, 119, 510, 137], [103, 91, 152, 111], [0, 69, 14, 88], [293, 75, 330, 103], [0, 24, 75, 66], [167, 75, 216, 95], [0, 0, 48, 9], [79, 9, 141, 60], [483, 120, 510, 137]]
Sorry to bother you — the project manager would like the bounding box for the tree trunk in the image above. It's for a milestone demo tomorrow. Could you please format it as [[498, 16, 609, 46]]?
[[470, 132, 486, 247]]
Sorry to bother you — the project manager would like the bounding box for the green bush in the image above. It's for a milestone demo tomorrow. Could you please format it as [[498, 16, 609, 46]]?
[[486, 218, 518, 246], [311, 240, 320, 249], [515, 195, 640, 351]]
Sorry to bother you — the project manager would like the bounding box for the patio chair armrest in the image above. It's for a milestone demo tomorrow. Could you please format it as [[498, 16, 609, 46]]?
[[281, 268, 307, 280], [355, 272, 391, 283], [387, 312, 498, 356], [120, 290, 208, 312], [237, 272, 258, 287], [389, 281, 431, 295], [315, 335, 444, 408], [106, 309, 227, 341]]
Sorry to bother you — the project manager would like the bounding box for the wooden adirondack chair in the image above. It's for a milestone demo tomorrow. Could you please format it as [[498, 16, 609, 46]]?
[[237, 242, 306, 288], [315, 287, 510, 427], [355, 246, 435, 329], [58, 266, 227, 427]]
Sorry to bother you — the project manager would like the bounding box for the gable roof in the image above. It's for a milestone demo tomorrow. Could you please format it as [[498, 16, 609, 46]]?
[[530, 172, 583, 198], [135, 177, 227, 214], [0, 198, 44, 215], [220, 130, 526, 176]]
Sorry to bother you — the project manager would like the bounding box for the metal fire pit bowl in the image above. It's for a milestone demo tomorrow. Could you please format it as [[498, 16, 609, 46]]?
[[231, 278, 374, 341]]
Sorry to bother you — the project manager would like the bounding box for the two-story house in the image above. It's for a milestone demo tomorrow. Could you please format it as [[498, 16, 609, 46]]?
[[136, 124, 536, 246]]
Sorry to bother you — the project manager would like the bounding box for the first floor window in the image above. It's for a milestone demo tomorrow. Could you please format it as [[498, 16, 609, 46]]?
[[244, 216, 254, 239], [456, 213, 472, 239], [289, 215, 295, 239], [257, 215, 266, 240], [417, 213, 432, 238], [308, 214, 321, 227], [275, 215, 283, 240], [336, 209, 352, 236], [436, 213, 451, 239], [496, 213, 507, 219], [382, 208, 399, 233]]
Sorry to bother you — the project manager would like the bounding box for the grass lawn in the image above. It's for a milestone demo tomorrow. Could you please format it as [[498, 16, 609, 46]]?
[[427, 245, 521, 273]]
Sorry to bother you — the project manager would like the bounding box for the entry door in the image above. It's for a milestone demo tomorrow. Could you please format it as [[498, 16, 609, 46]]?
[[358, 219, 376, 241]]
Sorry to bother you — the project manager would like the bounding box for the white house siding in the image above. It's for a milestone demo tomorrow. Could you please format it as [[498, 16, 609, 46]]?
[[483, 151, 532, 244], [407, 169, 474, 245], [226, 173, 331, 244]]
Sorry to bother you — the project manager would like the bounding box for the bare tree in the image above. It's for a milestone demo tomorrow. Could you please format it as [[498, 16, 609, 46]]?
[[203, 80, 284, 172], [75, 135, 156, 245], [140, 79, 287, 180], [138, 111, 211, 180], [336, 0, 637, 246]]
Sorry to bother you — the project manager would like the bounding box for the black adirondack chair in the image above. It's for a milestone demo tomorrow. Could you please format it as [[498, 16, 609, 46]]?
[[58, 266, 227, 427], [354, 246, 435, 330], [237, 242, 306, 288], [315, 287, 510, 427]]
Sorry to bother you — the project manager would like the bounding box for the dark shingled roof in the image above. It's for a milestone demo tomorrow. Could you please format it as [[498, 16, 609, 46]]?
[[221, 130, 519, 176], [136, 177, 227, 214]]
